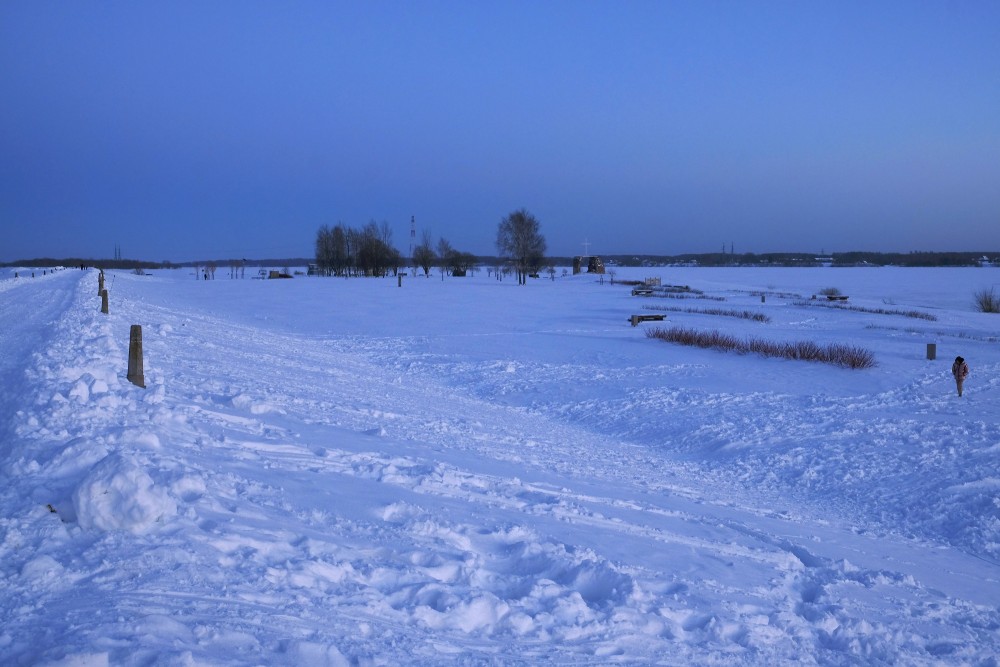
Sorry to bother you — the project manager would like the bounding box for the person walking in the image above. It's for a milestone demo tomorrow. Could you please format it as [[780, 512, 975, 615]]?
[[951, 356, 969, 397]]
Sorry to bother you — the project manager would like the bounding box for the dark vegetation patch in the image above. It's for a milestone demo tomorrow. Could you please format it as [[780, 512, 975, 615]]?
[[793, 300, 937, 321], [648, 286, 725, 302], [646, 326, 877, 369], [623, 282, 727, 301], [866, 324, 1000, 343], [736, 289, 804, 299], [973, 287, 1000, 313], [644, 304, 770, 323]]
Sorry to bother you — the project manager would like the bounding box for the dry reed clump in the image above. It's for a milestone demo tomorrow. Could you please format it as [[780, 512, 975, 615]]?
[[644, 304, 770, 323], [652, 291, 726, 302], [973, 287, 1000, 313], [743, 289, 803, 299], [645, 326, 877, 369], [793, 300, 937, 321]]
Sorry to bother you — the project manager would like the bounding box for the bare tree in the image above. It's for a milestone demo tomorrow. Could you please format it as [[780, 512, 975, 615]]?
[[315, 224, 350, 276], [412, 229, 436, 277], [496, 208, 547, 285], [436, 237, 454, 279], [453, 252, 477, 276]]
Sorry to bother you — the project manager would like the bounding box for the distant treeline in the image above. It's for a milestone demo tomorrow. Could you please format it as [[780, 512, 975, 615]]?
[[593, 251, 999, 268], [2, 258, 314, 270], [6, 251, 998, 271]]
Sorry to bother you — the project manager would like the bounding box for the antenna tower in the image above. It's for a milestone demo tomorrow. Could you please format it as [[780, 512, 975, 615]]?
[[409, 216, 416, 264]]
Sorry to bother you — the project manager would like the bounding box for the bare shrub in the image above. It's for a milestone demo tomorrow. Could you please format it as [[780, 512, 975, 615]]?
[[826, 344, 877, 369], [789, 340, 822, 360], [819, 287, 842, 297], [973, 287, 1000, 313], [645, 326, 876, 369]]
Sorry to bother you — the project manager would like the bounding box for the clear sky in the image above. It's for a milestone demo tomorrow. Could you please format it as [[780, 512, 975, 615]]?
[[2, 1, 998, 262]]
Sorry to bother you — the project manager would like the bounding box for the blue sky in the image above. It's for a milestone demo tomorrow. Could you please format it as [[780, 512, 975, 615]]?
[[2, 1, 998, 262]]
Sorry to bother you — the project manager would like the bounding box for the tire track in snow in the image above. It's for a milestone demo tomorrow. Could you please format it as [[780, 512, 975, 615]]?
[[0, 270, 81, 447]]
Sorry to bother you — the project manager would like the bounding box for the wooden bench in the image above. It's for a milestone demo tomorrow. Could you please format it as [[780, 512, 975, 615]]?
[[629, 314, 665, 326], [631, 287, 654, 296], [826, 295, 849, 301]]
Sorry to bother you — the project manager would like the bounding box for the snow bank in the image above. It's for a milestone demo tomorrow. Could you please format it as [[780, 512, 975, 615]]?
[[72, 453, 176, 534]]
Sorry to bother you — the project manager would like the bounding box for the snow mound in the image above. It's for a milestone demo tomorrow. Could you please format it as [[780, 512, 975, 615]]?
[[72, 453, 176, 534]]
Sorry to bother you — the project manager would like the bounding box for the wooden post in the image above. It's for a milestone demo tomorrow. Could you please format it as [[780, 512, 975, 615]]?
[[761, 295, 766, 303], [100, 289, 109, 314], [98, 271, 105, 295], [127, 325, 145, 388], [398, 274, 402, 287], [630, 315, 640, 327], [926, 343, 936, 360]]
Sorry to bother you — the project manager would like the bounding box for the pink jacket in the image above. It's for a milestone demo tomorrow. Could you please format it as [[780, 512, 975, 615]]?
[[952, 360, 969, 380]]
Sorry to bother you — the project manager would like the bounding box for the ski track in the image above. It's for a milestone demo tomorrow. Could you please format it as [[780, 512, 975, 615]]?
[[1, 269, 998, 665]]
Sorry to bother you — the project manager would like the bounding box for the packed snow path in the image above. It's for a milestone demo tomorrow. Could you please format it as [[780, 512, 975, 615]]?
[[1, 268, 998, 665]]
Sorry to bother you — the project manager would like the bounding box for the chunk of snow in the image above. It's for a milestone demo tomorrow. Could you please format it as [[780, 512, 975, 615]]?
[[72, 453, 177, 534]]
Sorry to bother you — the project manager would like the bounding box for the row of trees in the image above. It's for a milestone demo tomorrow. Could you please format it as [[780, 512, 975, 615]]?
[[314, 209, 548, 282], [411, 232, 478, 277], [315, 221, 402, 277]]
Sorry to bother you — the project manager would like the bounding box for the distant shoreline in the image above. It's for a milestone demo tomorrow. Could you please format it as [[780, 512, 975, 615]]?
[[4, 250, 998, 270]]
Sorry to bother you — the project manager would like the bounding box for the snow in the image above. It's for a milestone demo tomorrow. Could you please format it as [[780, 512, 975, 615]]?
[[1, 265, 998, 665]]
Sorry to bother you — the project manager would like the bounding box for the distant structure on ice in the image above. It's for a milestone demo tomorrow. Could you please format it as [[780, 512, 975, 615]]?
[[573, 256, 605, 274]]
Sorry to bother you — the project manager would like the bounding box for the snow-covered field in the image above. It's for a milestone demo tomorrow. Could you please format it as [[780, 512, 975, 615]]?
[[1, 265, 998, 666]]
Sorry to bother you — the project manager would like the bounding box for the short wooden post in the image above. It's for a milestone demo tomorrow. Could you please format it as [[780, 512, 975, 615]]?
[[761, 295, 766, 303], [630, 315, 640, 327], [398, 274, 402, 287], [100, 289, 109, 314], [926, 343, 936, 360], [127, 325, 145, 388], [98, 271, 105, 295]]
